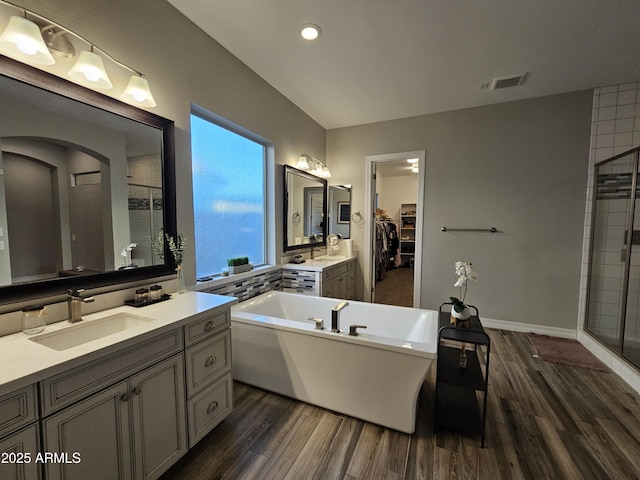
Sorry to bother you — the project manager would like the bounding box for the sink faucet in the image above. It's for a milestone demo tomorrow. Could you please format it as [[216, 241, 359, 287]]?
[[310, 246, 320, 260], [67, 288, 95, 323], [331, 301, 349, 333]]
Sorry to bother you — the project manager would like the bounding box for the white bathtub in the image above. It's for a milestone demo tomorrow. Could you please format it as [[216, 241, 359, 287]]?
[[230, 291, 437, 433]]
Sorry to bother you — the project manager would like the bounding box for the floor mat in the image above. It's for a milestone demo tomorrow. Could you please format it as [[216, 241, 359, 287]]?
[[527, 333, 609, 372]]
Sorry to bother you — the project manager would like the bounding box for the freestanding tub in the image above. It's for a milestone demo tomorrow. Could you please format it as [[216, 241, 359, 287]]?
[[230, 291, 437, 433]]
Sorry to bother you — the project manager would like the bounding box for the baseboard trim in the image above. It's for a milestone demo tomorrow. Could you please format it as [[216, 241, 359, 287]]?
[[480, 317, 577, 339]]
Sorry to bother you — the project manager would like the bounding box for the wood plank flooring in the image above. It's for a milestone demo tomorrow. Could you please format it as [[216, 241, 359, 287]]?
[[161, 329, 640, 479]]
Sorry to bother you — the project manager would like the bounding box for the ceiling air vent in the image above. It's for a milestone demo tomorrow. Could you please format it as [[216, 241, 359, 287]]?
[[490, 73, 528, 90]]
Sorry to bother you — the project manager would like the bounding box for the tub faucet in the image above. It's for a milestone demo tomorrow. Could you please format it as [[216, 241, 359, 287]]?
[[67, 288, 95, 323], [331, 301, 349, 333]]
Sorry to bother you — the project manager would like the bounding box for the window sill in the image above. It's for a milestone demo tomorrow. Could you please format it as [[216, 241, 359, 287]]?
[[193, 264, 281, 292]]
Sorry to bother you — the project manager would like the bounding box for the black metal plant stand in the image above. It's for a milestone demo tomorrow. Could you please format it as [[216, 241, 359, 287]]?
[[434, 303, 490, 447]]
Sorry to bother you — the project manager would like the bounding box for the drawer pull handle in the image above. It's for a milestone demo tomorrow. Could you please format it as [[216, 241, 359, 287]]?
[[204, 321, 215, 331], [132, 387, 141, 396], [205, 356, 217, 367], [120, 393, 130, 402], [206, 401, 219, 414]]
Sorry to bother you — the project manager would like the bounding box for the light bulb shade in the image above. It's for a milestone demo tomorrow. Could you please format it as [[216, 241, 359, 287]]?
[[122, 75, 156, 107], [69, 50, 113, 89], [322, 166, 331, 178], [296, 155, 310, 170], [0, 16, 55, 65]]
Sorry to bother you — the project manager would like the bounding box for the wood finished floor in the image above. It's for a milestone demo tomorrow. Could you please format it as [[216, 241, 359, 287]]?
[[161, 329, 640, 480]]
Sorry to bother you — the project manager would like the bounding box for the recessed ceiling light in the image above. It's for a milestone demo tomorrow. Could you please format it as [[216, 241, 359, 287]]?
[[301, 24, 321, 40]]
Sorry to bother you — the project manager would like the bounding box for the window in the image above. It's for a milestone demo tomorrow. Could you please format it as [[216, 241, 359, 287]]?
[[191, 109, 267, 278]]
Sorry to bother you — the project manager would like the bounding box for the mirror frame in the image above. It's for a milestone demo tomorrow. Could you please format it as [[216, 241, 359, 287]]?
[[0, 55, 177, 305], [283, 165, 327, 252]]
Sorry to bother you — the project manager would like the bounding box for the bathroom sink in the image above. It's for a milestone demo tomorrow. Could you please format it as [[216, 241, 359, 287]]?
[[28, 313, 154, 351]]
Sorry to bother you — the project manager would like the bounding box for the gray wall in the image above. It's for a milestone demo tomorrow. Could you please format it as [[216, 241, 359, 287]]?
[[18, 0, 326, 285], [327, 91, 592, 329]]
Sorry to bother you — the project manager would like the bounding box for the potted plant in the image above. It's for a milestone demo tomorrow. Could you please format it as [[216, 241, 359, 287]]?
[[450, 261, 478, 327], [227, 256, 252, 275]]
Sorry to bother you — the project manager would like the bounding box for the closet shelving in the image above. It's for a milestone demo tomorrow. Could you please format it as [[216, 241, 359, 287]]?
[[400, 203, 416, 267]]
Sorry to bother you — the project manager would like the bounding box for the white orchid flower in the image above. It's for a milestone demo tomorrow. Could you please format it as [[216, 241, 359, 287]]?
[[121, 248, 127, 258]]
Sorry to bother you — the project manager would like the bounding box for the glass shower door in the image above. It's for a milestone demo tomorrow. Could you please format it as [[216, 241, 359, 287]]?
[[586, 151, 637, 350], [624, 162, 640, 366]]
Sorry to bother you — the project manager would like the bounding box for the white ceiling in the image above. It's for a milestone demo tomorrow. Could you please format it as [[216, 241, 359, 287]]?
[[168, 0, 640, 130]]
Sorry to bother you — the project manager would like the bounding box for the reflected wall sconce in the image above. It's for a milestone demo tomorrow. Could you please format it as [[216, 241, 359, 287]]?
[[0, 0, 156, 107], [297, 154, 331, 178]]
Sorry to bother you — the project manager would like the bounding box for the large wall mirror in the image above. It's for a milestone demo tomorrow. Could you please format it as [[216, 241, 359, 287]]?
[[284, 165, 327, 252], [328, 185, 351, 239], [0, 57, 176, 305]]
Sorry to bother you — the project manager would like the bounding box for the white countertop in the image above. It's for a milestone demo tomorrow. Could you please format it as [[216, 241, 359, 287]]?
[[0, 291, 237, 397], [283, 255, 356, 272]]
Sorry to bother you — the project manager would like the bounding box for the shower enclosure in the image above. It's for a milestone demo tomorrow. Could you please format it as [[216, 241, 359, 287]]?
[[586, 146, 640, 368], [128, 183, 164, 267]]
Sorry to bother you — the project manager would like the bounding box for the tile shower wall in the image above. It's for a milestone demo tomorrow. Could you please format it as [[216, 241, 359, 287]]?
[[580, 82, 640, 342]]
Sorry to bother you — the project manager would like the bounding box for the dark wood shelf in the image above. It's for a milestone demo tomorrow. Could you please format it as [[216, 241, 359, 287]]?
[[436, 346, 486, 391], [434, 303, 490, 447], [434, 384, 483, 435]]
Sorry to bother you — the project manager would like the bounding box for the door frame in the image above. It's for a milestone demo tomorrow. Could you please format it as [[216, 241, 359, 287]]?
[[364, 150, 425, 307]]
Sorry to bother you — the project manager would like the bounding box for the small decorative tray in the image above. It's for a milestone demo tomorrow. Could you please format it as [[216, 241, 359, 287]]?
[[124, 294, 172, 308]]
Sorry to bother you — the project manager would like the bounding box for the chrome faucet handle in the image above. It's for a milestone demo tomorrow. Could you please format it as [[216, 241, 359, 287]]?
[[349, 325, 367, 336], [309, 317, 324, 330]]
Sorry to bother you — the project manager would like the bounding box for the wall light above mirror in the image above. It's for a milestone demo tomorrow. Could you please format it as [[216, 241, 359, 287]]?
[[0, 0, 156, 107], [297, 154, 331, 178]]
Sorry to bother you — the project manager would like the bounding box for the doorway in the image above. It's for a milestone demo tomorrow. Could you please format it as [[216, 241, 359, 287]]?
[[364, 150, 425, 308]]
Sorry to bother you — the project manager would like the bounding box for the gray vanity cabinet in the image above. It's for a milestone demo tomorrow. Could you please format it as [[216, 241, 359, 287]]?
[[184, 309, 233, 448], [130, 355, 187, 480], [43, 353, 186, 480], [42, 381, 133, 480], [0, 424, 41, 480], [0, 384, 41, 480]]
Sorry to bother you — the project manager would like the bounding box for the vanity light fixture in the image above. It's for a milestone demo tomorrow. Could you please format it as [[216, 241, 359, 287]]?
[[0, 15, 55, 65], [411, 165, 419, 173], [300, 24, 321, 40], [69, 47, 113, 89], [296, 154, 331, 178], [121, 74, 156, 107], [296, 154, 310, 170], [407, 158, 419, 164], [0, 0, 157, 107]]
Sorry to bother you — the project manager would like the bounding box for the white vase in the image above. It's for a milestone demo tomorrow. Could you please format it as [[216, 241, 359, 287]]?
[[451, 305, 471, 320]]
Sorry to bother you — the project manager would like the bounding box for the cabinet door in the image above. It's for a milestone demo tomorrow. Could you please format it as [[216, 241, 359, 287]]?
[[0, 424, 41, 480], [130, 354, 187, 480], [42, 381, 131, 480]]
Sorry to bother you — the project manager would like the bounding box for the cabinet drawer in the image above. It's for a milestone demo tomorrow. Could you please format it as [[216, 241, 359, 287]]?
[[41, 328, 183, 416], [0, 423, 41, 480], [322, 263, 347, 281], [185, 330, 231, 397], [346, 259, 356, 271], [0, 385, 37, 439], [187, 372, 233, 448], [185, 310, 230, 347]]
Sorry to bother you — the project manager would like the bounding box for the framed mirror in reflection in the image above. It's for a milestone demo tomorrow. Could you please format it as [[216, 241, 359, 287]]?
[[0, 56, 176, 304], [329, 185, 351, 239], [284, 165, 327, 252]]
